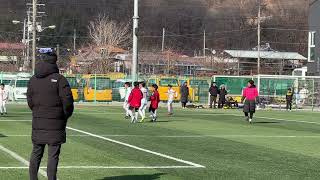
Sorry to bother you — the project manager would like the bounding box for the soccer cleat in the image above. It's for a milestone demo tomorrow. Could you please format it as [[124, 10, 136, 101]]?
[[140, 116, 145, 123], [249, 119, 252, 124], [125, 116, 129, 119]]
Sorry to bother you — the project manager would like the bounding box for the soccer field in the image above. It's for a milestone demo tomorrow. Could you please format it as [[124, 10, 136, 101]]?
[[0, 104, 320, 180]]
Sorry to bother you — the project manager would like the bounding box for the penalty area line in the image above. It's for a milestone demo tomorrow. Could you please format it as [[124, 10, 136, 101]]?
[[0, 144, 48, 178], [66, 126, 205, 168]]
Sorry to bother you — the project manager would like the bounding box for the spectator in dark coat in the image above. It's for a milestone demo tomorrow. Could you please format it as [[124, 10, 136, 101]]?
[[180, 82, 189, 109], [27, 52, 74, 180], [209, 82, 219, 108], [218, 85, 228, 108], [286, 88, 294, 111]]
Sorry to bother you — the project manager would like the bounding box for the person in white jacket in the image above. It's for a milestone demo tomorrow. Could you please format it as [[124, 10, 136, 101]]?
[[138, 82, 148, 122], [123, 82, 132, 119], [167, 85, 177, 115], [0, 83, 9, 115]]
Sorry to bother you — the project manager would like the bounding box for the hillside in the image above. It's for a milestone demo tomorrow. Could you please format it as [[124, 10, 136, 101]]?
[[0, 0, 309, 54]]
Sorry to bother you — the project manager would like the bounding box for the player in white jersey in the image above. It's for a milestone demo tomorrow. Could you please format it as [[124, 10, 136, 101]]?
[[0, 83, 8, 115], [123, 82, 132, 119], [138, 82, 148, 122], [167, 85, 177, 115]]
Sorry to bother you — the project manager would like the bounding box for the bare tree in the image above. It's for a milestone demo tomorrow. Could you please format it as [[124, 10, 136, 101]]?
[[88, 14, 130, 73]]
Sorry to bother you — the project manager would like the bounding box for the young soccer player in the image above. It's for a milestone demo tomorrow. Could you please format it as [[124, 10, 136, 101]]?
[[128, 82, 143, 123], [123, 82, 132, 119], [138, 82, 148, 122], [0, 83, 8, 115], [167, 85, 177, 115], [149, 84, 160, 122], [241, 80, 259, 123]]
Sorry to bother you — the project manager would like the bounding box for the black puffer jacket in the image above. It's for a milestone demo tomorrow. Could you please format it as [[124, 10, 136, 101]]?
[[27, 56, 74, 145]]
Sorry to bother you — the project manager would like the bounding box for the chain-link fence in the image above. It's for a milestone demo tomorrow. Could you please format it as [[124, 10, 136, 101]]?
[[1, 72, 212, 103], [213, 75, 320, 110], [4, 72, 318, 109]]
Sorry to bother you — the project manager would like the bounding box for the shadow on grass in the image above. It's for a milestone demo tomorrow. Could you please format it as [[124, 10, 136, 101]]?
[[99, 173, 165, 180], [0, 134, 7, 138]]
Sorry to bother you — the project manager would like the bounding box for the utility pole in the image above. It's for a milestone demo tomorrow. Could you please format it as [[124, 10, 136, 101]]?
[[22, 19, 26, 64], [56, 44, 60, 62], [32, 0, 37, 74], [132, 0, 139, 81], [203, 29, 206, 58], [73, 29, 76, 55], [257, 0, 261, 75], [161, 27, 165, 52], [25, 10, 31, 71]]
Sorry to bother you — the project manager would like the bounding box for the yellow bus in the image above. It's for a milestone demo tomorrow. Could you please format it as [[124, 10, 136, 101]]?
[[82, 75, 112, 102], [66, 76, 81, 101], [148, 77, 180, 101]]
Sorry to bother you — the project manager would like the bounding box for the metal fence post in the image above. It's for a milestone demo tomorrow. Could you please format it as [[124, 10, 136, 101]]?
[[94, 73, 97, 103], [312, 79, 315, 111]]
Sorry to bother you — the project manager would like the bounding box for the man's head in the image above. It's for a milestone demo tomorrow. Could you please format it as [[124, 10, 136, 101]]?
[[184, 82, 187, 86], [212, 82, 216, 86], [0, 83, 4, 90], [168, 84, 172, 89], [38, 52, 58, 64], [288, 88, 292, 91], [35, 52, 59, 78]]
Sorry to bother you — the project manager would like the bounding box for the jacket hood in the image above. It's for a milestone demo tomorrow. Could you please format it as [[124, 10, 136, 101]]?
[[35, 61, 59, 78]]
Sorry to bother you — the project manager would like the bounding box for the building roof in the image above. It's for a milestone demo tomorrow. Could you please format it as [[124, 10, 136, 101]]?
[[224, 50, 307, 60], [0, 43, 25, 50]]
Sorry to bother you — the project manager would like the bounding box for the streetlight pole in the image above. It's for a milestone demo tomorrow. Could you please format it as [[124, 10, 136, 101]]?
[[32, 0, 37, 74], [257, 0, 261, 75], [132, 0, 139, 81]]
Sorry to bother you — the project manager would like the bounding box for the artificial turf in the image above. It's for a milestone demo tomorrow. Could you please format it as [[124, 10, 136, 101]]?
[[0, 104, 320, 180]]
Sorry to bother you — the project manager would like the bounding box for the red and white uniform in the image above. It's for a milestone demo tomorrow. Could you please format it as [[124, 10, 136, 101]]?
[[128, 87, 143, 108]]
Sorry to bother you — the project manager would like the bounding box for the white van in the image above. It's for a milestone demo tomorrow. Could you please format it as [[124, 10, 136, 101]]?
[[9, 73, 31, 101]]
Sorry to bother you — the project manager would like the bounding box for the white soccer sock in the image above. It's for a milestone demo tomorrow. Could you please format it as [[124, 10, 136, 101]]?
[[135, 112, 138, 120], [138, 110, 144, 118], [128, 110, 134, 120]]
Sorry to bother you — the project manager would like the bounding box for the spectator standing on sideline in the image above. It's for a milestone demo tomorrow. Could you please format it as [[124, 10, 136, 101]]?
[[209, 82, 219, 108], [241, 80, 259, 124], [286, 88, 294, 111], [180, 82, 189, 109], [218, 85, 228, 108], [27, 52, 74, 180], [0, 83, 9, 115]]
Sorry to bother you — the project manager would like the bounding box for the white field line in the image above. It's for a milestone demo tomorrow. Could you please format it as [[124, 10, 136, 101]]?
[[0, 145, 47, 178], [66, 127, 205, 168], [0, 165, 198, 170], [5, 134, 320, 138]]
